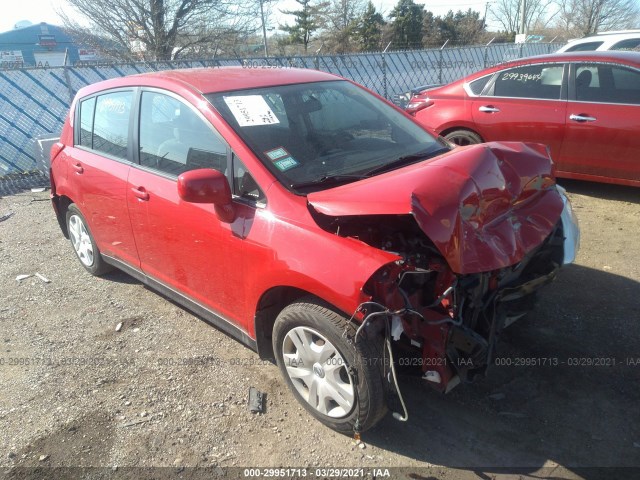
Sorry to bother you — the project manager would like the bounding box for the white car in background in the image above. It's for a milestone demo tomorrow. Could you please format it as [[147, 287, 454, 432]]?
[[557, 30, 640, 52]]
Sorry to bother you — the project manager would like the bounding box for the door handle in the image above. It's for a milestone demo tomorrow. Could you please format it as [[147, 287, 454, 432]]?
[[72, 163, 83, 174], [569, 114, 596, 122], [131, 186, 149, 201], [479, 105, 500, 113]]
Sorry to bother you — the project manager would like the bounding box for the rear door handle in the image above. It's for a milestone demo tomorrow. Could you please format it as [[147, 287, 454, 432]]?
[[72, 163, 83, 174], [569, 114, 596, 122], [479, 105, 500, 113], [131, 186, 149, 201]]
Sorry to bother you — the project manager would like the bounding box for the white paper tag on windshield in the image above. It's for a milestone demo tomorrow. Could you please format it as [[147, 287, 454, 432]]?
[[223, 95, 280, 127]]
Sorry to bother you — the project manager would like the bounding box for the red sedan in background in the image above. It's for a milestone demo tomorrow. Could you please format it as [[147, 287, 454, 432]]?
[[406, 51, 640, 187]]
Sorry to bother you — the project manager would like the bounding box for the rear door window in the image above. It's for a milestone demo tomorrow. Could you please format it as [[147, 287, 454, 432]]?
[[91, 91, 133, 159], [492, 64, 564, 100]]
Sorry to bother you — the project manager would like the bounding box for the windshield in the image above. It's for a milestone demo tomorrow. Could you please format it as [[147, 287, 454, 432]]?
[[206, 80, 448, 193]]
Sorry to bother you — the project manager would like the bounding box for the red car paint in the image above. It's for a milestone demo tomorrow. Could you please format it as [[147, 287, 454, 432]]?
[[309, 141, 562, 274], [50, 67, 577, 425], [407, 51, 640, 187]]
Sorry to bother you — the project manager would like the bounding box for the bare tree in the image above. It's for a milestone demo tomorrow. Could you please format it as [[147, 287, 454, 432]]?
[[556, 0, 640, 36], [59, 0, 259, 61], [491, 0, 558, 34]]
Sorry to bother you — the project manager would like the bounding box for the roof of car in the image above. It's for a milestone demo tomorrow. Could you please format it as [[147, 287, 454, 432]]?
[[74, 66, 341, 99], [557, 32, 640, 52], [565, 31, 640, 41], [522, 50, 640, 63], [461, 50, 640, 82]]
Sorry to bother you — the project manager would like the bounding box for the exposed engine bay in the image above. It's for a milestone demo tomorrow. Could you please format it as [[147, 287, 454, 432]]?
[[311, 208, 566, 409]]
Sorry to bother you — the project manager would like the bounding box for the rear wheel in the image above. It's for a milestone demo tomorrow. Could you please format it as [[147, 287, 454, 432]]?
[[273, 298, 387, 434], [66, 204, 113, 276], [444, 129, 482, 146]]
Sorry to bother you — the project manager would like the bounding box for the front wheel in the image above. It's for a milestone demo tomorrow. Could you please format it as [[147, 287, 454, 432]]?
[[273, 298, 387, 434], [66, 204, 113, 276]]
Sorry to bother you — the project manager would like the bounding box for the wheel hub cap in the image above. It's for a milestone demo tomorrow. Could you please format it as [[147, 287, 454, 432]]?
[[68, 214, 94, 267], [282, 326, 355, 418]]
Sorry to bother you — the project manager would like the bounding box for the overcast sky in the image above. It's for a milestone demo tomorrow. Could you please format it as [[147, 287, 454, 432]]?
[[1, 0, 500, 39]]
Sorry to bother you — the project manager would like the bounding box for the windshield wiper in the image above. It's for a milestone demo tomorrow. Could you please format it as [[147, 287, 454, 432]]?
[[290, 174, 367, 191], [363, 148, 449, 177]]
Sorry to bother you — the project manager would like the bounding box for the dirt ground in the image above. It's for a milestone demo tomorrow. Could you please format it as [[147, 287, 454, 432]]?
[[0, 179, 638, 480]]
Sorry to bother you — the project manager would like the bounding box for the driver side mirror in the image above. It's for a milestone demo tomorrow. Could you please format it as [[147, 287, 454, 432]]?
[[177, 168, 235, 223]]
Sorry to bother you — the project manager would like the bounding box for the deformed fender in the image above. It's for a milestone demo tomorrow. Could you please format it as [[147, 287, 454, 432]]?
[[411, 142, 564, 274], [308, 142, 564, 274]]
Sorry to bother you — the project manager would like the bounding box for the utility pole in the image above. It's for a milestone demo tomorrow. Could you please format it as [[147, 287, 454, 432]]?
[[482, 2, 490, 29], [519, 0, 526, 35], [260, 0, 269, 57]]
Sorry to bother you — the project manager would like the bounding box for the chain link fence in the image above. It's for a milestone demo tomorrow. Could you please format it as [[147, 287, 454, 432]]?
[[0, 42, 560, 193]]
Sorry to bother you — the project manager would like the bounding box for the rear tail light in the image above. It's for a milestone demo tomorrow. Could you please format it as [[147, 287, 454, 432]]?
[[405, 97, 434, 115]]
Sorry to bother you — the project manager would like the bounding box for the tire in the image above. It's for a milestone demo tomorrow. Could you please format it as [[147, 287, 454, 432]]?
[[273, 298, 387, 434], [444, 129, 482, 146], [65, 204, 113, 276]]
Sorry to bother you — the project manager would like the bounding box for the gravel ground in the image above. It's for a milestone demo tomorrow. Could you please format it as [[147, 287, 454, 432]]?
[[0, 179, 639, 480]]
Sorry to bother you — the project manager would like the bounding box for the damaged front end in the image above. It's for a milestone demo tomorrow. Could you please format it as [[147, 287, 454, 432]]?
[[308, 142, 580, 398]]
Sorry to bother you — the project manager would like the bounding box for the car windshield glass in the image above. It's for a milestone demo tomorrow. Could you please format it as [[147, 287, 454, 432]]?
[[206, 81, 447, 193]]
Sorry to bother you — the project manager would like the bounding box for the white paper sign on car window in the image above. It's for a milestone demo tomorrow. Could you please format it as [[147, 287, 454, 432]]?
[[223, 95, 280, 127]]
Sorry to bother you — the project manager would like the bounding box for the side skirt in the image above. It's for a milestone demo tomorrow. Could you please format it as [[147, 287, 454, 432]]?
[[102, 255, 258, 352]]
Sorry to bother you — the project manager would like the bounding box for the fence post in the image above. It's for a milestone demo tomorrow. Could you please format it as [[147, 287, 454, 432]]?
[[382, 42, 391, 100], [62, 66, 75, 105], [382, 54, 388, 99], [483, 37, 494, 69], [438, 40, 449, 85]]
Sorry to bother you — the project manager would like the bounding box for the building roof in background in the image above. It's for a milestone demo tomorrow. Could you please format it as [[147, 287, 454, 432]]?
[[0, 22, 101, 66]]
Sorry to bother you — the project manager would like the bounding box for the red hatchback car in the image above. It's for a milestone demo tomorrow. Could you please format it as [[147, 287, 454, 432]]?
[[406, 51, 640, 187], [50, 67, 579, 433]]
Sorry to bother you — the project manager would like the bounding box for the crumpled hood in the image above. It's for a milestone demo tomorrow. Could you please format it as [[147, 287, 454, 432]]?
[[307, 142, 564, 274]]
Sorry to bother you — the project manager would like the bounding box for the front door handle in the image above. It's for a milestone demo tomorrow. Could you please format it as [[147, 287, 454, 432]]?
[[569, 114, 596, 122], [72, 163, 83, 174], [479, 105, 500, 113], [131, 186, 149, 201]]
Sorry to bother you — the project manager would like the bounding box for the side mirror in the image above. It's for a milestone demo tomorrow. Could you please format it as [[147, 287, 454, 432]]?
[[178, 169, 235, 223]]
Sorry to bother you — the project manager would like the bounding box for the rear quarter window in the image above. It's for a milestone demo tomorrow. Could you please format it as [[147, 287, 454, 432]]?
[[468, 75, 492, 95], [79, 97, 95, 148]]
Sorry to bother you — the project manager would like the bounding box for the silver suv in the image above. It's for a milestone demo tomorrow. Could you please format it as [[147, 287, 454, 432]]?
[[557, 30, 640, 52]]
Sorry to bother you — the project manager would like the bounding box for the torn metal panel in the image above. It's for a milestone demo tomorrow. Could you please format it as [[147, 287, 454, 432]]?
[[308, 142, 564, 274]]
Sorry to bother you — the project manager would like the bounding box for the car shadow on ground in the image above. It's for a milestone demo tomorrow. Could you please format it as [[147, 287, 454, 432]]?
[[101, 269, 142, 285], [558, 179, 639, 204], [364, 264, 640, 478]]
